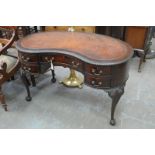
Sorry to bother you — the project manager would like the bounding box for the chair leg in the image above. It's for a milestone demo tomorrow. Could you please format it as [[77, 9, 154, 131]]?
[[138, 54, 144, 72], [143, 50, 147, 63], [11, 75, 15, 80], [7, 76, 15, 81], [0, 86, 7, 111]]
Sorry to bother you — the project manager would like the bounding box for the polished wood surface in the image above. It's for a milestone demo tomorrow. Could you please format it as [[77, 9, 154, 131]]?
[[17, 32, 133, 89], [18, 32, 132, 63], [125, 26, 148, 49], [16, 31, 133, 125]]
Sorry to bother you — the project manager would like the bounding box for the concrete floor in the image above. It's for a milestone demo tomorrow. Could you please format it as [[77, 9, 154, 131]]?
[[0, 50, 155, 128]]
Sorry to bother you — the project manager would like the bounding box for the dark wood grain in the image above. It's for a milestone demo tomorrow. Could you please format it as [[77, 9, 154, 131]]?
[[16, 31, 133, 125]]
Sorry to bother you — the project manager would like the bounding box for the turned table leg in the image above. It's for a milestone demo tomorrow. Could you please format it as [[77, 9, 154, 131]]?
[[30, 74, 36, 87], [51, 69, 56, 83], [107, 84, 125, 126], [50, 60, 56, 83], [21, 71, 32, 101]]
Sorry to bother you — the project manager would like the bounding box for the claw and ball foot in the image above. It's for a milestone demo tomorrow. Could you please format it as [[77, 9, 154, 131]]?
[[26, 96, 32, 101], [107, 84, 125, 126], [110, 119, 116, 126], [51, 78, 56, 83]]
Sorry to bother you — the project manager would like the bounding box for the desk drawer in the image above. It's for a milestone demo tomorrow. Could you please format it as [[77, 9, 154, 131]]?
[[19, 52, 37, 62], [85, 74, 111, 88], [85, 64, 111, 76], [21, 63, 40, 73], [21, 62, 50, 74], [42, 54, 64, 63], [64, 55, 83, 70]]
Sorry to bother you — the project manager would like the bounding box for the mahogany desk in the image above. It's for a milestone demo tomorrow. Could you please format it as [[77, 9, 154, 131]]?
[[16, 31, 133, 125]]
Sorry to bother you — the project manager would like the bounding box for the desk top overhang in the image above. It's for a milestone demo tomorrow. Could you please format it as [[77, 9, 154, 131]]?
[[16, 31, 133, 65]]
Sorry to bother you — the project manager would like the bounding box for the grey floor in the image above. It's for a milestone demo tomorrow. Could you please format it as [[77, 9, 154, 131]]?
[[0, 50, 155, 129]]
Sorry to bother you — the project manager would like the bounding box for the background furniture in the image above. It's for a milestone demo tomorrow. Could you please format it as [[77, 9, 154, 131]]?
[[0, 26, 20, 111], [96, 26, 152, 72], [42, 26, 95, 33], [17, 26, 38, 38], [16, 31, 133, 125], [96, 26, 125, 40], [124, 26, 152, 72]]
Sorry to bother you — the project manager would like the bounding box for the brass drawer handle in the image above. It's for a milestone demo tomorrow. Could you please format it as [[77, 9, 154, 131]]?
[[91, 81, 95, 84], [99, 70, 103, 74], [45, 57, 48, 60], [72, 61, 79, 67], [91, 80, 102, 86], [91, 69, 103, 75], [45, 57, 54, 61], [92, 68, 95, 73], [21, 56, 30, 62], [98, 81, 102, 85], [26, 57, 30, 61], [23, 66, 31, 71]]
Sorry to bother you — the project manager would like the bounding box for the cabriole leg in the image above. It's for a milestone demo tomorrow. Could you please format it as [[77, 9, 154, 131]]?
[[21, 71, 32, 101], [108, 85, 125, 126]]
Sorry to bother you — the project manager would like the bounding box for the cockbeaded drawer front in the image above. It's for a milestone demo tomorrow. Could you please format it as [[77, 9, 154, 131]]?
[[21, 63, 40, 73], [63, 55, 83, 71], [19, 52, 37, 63], [41, 54, 83, 70], [84, 73, 111, 89], [85, 63, 111, 77], [42, 54, 65, 64]]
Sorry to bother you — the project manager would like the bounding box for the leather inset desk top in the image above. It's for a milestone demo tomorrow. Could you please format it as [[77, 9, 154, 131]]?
[[18, 31, 133, 64]]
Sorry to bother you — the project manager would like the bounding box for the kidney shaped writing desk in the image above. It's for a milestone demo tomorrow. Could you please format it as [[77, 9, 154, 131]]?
[[16, 31, 133, 125]]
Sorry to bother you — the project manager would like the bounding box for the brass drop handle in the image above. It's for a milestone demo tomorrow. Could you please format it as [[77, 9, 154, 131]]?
[[91, 81, 95, 84], [21, 56, 30, 62], [26, 57, 30, 61], [99, 70, 103, 74], [98, 81, 102, 85], [45, 57, 48, 61], [91, 80, 102, 86], [72, 61, 79, 67], [23, 66, 31, 72], [91, 68, 103, 75], [45, 56, 54, 61]]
